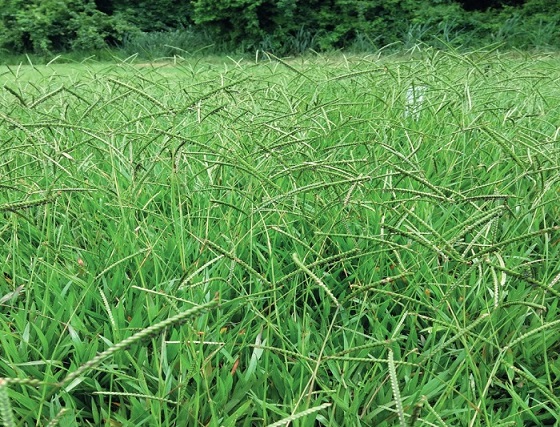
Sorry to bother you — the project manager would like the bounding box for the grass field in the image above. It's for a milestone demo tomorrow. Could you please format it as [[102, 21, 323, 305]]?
[[0, 49, 559, 426]]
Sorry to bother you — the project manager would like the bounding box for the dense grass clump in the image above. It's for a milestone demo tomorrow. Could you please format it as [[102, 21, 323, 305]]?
[[0, 49, 559, 426]]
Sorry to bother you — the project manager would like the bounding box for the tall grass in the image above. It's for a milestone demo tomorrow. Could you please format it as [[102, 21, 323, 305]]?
[[0, 49, 559, 426], [120, 29, 219, 60]]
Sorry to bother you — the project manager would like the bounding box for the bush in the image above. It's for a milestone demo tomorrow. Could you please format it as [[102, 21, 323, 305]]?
[[107, 0, 194, 32], [0, 0, 132, 54], [191, 0, 429, 53], [120, 28, 218, 59]]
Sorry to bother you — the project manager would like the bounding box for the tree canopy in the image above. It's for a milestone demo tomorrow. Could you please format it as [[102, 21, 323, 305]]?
[[0, 0, 558, 55]]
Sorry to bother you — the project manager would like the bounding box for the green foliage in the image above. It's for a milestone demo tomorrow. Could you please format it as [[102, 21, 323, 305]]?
[[0, 49, 559, 425], [180, 0, 560, 54], [120, 29, 217, 59], [0, 0, 131, 54], [192, 0, 428, 52], [109, 0, 194, 32], [408, 0, 560, 49], [1, 0, 559, 56], [193, 0, 266, 42]]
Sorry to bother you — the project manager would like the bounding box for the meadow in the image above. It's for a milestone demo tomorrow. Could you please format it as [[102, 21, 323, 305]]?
[[0, 48, 559, 426]]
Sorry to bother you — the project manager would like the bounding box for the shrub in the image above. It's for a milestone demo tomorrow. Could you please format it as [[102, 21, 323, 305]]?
[[0, 0, 131, 54]]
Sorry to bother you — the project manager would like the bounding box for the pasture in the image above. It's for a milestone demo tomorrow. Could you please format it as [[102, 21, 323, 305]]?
[[0, 49, 559, 426]]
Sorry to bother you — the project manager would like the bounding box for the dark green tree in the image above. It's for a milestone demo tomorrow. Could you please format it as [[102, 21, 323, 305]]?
[[1, 0, 558, 55], [191, 0, 431, 51], [99, 0, 194, 32], [0, 0, 130, 54]]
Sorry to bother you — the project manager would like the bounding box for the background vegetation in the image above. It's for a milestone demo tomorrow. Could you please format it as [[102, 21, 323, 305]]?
[[1, 0, 559, 59]]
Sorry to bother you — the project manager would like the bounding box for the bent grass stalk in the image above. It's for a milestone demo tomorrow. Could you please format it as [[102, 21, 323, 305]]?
[[59, 299, 218, 389], [292, 252, 340, 308], [1, 51, 559, 425], [266, 402, 332, 427]]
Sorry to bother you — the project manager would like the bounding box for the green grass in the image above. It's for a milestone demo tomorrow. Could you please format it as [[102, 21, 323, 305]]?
[[0, 48, 559, 426]]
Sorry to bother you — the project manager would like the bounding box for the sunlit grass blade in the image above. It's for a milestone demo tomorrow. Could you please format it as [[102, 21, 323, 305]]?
[[266, 402, 332, 427]]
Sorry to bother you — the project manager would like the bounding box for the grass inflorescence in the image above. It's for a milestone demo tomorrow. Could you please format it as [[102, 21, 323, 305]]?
[[0, 49, 559, 426]]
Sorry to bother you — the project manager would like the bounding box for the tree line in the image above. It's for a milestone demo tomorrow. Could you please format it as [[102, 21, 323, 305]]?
[[1, 0, 558, 56]]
